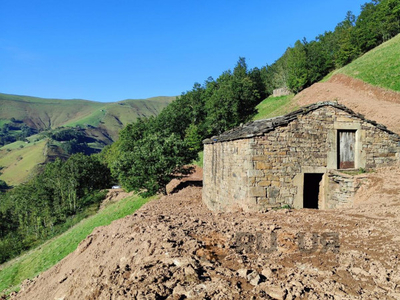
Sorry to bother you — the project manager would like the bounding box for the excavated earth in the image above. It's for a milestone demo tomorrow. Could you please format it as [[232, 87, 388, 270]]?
[[295, 74, 400, 133], [9, 76, 400, 299], [10, 165, 400, 300]]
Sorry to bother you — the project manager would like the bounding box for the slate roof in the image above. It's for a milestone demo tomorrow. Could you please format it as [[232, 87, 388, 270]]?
[[203, 101, 400, 144]]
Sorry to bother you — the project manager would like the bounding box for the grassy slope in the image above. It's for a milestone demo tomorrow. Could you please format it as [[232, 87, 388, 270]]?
[[253, 94, 297, 121], [254, 34, 400, 121], [0, 93, 105, 129], [92, 98, 174, 140], [0, 193, 154, 295], [333, 33, 400, 91], [0, 139, 47, 185], [0, 93, 174, 133], [0, 94, 173, 184]]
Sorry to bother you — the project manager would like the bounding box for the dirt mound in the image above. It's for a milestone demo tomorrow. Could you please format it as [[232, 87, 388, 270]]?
[[11, 165, 400, 299], [166, 165, 203, 195], [99, 189, 135, 210], [295, 74, 400, 133]]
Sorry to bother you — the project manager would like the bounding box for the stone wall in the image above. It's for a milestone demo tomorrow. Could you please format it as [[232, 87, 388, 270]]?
[[245, 106, 335, 210], [363, 124, 399, 168], [325, 171, 368, 209], [273, 87, 291, 97], [203, 105, 400, 211], [202, 140, 252, 211]]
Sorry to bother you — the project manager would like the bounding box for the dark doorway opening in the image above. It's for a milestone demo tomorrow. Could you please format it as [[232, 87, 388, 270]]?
[[303, 173, 324, 209]]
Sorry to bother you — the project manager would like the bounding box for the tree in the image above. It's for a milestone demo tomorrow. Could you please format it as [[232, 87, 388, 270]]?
[[0, 179, 9, 190], [334, 11, 360, 67], [260, 56, 289, 95], [153, 82, 207, 141], [305, 39, 335, 85], [111, 133, 197, 196], [379, 0, 400, 41], [286, 40, 308, 93], [185, 123, 203, 153], [355, 1, 381, 52], [205, 57, 262, 134]]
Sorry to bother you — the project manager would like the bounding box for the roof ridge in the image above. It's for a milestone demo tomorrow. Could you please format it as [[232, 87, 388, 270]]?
[[203, 101, 400, 144]]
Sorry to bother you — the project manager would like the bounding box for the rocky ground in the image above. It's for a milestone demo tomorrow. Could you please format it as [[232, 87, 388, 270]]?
[[10, 165, 400, 300]]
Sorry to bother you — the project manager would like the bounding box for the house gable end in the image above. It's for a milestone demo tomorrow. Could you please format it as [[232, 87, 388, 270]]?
[[203, 101, 400, 144]]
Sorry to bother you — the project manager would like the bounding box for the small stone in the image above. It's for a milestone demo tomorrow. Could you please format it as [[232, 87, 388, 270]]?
[[266, 286, 286, 300], [247, 272, 261, 286], [184, 265, 197, 277], [237, 268, 249, 278], [351, 267, 369, 276], [173, 284, 186, 296], [261, 267, 272, 278]]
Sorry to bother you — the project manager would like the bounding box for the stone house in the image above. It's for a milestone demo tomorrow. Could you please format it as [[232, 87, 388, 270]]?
[[273, 87, 291, 97], [202, 102, 400, 211]]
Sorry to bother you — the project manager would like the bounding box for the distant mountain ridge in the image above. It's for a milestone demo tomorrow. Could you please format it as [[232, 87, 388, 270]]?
[[0, 93, 174, 139]]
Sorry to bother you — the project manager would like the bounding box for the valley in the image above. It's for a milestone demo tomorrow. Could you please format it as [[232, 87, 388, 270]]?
[[0, 94, 173, 185]]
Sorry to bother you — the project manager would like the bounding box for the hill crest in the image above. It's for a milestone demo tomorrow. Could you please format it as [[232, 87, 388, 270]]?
[[0, 93, 174, 132]]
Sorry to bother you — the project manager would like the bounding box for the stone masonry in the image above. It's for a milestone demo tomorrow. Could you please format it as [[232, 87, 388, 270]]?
[[273, 87, 291, 97], [203, 102, 400, 211]]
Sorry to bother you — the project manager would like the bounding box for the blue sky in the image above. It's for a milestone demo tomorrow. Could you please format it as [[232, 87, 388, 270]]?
[[1, 0, 367, 102]]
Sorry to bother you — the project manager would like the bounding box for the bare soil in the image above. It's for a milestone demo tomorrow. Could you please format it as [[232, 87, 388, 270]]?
[[10, 77, 400, 299], [10, 165, 400, 300], [99, 189, 135, 210], [295, 74, 400, 133]]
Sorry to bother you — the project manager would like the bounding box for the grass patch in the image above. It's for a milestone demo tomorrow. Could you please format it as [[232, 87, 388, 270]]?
[[0, 120, 11, 127], [0, 193, 154, 295], [334, 33, 400, 91], [339, 168, 373, 176], [320, 71, 335, 82], [193, 151, 203, 167], [273, 204, 292, 210], [64, 107, 107, 128], [253, 94, 297, 121]]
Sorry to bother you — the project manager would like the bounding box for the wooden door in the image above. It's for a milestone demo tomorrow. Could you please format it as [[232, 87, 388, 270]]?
[[338, 130, 355, 169]]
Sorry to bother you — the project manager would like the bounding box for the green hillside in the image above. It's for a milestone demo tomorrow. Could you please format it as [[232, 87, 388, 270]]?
[[0, 93, 173, 185], [332, 33, 400, 91], [0, 139, 47, 185], [253, 94, 297, 120], [0, 93, 104, 130], [0, 93, 173, 137], [254, 34, 400, 122]]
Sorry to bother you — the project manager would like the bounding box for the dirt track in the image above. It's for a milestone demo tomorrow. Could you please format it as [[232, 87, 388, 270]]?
[[11, 165, 400, 300]]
